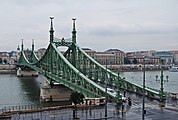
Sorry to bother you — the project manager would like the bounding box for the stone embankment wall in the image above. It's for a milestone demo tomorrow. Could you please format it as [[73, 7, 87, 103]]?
[[112, 64, 170, 71], [0, 64, 16, 74]]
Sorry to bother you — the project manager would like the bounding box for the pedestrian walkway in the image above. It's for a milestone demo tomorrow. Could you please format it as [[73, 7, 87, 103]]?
[[3, 102, 177, 120], [1, 92, 178, 120]]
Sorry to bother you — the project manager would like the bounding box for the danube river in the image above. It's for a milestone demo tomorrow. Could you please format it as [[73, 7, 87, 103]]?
[[0, 70, 177, 108]]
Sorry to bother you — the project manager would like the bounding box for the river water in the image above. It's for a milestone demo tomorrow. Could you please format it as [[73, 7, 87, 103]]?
[[0, 70, 177, 108], [120, 70, 178, 93]]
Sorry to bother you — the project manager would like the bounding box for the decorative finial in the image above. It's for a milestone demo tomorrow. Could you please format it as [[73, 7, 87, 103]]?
[[17, 45, 20, 51], [49, 17, 54, 43], [21, 39, 24, 51], [72, 18, 77, 44], [32, 39, 34, 51], [72, 18, 76, 31], [50, 17, 54, 30]]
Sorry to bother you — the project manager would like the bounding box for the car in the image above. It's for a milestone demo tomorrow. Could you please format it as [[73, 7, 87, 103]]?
[[107, 88, 127, 102], [107, 88, 117, 96]]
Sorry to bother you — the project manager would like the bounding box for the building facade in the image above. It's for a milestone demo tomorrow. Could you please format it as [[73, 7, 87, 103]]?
[[83, 48, 125, 67], [154, 51, 173, 65], [130, 56, 160, 64]]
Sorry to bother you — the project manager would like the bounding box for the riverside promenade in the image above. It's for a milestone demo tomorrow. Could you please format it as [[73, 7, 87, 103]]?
[[1, 95, 178, 120]]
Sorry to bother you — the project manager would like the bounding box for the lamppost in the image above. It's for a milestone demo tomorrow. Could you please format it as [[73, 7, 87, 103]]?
[[155, 69, 168, 107], [116, 72, 123, 104], [142, 57, 146, 120], [123, 77, 126, 98], [105, 59, 108, 119]]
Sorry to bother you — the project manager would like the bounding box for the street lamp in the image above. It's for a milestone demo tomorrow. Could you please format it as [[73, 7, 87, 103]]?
[[142, 57, 146, 120], [116, 72, 123, 104], [105, 59, 108, 118], [155, 69, 168, 107], [122, 77, 126, 98]]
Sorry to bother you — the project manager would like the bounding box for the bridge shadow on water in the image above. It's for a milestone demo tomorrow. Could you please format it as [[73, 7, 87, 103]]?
[[17, 76, 72, 107], [17, 76, 41, 104]]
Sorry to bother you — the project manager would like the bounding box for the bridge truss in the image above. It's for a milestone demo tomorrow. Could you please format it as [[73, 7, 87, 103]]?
[[17, 17, 162, 103]]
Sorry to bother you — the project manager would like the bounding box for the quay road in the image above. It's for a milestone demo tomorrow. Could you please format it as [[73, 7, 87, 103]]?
[[2, 92, 178, 120], [7, 101, 178, 119]]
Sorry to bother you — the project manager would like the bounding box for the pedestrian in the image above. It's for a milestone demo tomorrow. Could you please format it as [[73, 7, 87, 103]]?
[[122, 103, 124, 112], [128, 96, 132, 106], [124, 90, 126, 97], [121, 103, 125, 117], [89, 100, 92, 106]]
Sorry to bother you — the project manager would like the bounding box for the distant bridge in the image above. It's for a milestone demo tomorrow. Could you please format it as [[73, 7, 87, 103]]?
[[16, 17, 161, 103]]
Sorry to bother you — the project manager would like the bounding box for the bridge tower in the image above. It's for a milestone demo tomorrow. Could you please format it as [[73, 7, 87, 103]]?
[[72, 18, 77, 67], [49, 17, 54, 84]]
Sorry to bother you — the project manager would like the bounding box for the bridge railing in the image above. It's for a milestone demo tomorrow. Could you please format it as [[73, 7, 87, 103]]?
[[72, 44, 160, 98], [18, 43, 118, 100], [0, 104, 42, 114]]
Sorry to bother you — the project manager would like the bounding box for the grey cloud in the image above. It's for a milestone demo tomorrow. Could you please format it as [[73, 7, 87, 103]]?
[[89, 23, 178, 36], [0, 0, 178, 52]]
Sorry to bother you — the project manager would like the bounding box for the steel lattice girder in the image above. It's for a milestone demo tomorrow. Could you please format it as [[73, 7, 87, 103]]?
[[18, 41, 160, 101], [18, 43, 117, 99], [63, 43, 160, 99]]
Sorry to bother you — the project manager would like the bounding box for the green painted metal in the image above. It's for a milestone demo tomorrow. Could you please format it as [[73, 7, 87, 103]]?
[[17, 17, 163, 102], [71, 18, 77, 67], [29, 51, 39, 63], [66, 43, 160, 98], [159, 70, 166, 102], [17, 18, 117, 101], [18, 43, 114, 99], [29, 40, 39, 63]]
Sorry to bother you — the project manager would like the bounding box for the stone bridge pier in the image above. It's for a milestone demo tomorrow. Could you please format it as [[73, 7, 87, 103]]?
[[40, 81, 72, 102]]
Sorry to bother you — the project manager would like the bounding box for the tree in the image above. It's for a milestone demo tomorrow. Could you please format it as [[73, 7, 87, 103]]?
[[70, 91, 85, 118], [132, 58, 138, 64], [3, 59, 7, 64], [70, 91, 84, 106], [124, 57, 131, 64], [0, 58, 2, 64]]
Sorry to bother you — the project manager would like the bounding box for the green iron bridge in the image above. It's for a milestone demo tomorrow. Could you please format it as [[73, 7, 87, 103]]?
[[16, 17, 163, 103]]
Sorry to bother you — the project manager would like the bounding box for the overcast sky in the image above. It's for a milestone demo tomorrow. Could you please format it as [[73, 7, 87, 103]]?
[[0, 0, 178, 52]]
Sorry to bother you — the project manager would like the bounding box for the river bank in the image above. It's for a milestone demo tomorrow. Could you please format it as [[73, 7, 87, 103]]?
[[0, 64, 16, 74], [0, 103, 104, 119], [0, 70, 16, 74]]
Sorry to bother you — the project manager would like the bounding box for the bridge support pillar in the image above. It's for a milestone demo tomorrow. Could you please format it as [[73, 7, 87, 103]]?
[[17, 68, 38, 77], [40, 81, 72, 102]]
